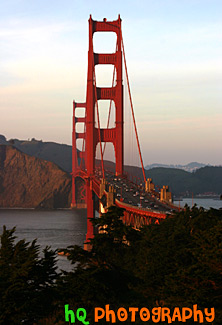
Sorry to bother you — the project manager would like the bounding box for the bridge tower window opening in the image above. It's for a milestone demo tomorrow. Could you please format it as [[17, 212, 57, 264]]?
[[75, 122, 85, 133], [95, 99, 116, 129], [95, 65, 117, 88], [75, 107, 85, 118], [95, 142, 116, 171], [76, 138, 85, 152], [93, 32, 117, 54]]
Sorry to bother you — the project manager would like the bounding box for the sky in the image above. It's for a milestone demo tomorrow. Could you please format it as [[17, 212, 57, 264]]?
[[0, 0, 221, 166]]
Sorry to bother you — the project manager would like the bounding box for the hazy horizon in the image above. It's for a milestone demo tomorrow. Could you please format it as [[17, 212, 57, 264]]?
[[1, 134, 221, 168]]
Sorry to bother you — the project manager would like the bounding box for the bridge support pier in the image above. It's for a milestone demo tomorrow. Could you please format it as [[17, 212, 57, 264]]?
[[107, 186, 115, 208], [145, 178, 155, 193], [160, 185, 172, 203], [100, 178, 107, 199]]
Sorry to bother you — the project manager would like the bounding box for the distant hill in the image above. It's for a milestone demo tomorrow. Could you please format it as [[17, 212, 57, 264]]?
[[3, 136, 72, 173], [0, 135, 7, 145], [99, 162, 222, 197], [1, 136, 221, 197], [0, 145, 71, 208], [145, 162, 209, 173], [146, 167, 222, 196]]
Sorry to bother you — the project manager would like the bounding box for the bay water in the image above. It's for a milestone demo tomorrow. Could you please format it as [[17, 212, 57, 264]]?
[[1, 198, 221, 271], [180, 197, 222, 209], [0, 208, 87, 271]]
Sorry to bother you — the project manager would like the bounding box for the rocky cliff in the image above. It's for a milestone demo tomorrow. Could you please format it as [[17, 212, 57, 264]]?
[[0, 145, 71, 208]]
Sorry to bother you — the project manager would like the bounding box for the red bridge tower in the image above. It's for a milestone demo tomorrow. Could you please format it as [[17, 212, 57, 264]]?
[[72, 15, 124, 244]]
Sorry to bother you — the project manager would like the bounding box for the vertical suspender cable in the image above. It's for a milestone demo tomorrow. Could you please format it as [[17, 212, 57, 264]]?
[[102, 41, 118, 157], [120, 31, 146, 183], [80, 123, 86, 169], [92, 53, 105, 179]]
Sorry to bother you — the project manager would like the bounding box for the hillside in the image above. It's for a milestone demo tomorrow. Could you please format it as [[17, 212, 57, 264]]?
[[147, 167, 199, 196], [1, 136, 221, 197], [145, 162, 208, 172], [5, 136, 72, 173], [97, 162, 222, 196], [147, 167, 222, 196], [0, 145, 71, 208], [194, 166, 222, 194]]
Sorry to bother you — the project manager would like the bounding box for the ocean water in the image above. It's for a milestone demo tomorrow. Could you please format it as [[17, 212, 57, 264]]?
[[0, 208, 87, 271], [179, 198, 222, 210]]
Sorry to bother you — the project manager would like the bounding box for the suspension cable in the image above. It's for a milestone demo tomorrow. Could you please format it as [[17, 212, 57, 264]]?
[[80, 122, 86, 169], [102, 41, 118, 157], [92, 54, 105, 179], [120, 31, 146, 183]]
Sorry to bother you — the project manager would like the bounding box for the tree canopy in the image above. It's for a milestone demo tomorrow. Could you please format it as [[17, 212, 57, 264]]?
[[57, 205, 222, 324], [1, 205, 221, 324], [0, 226, 58, 324]]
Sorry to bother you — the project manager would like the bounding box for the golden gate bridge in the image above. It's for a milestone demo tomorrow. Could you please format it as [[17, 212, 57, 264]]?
[[71, 15, 179, 248]]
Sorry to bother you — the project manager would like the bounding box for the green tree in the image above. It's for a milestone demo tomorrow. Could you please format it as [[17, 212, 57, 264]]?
[[0, 226, 58, 324], [132, 205, 222, 324], [57, 206, 141, 323], [58, 205, 222, 324]]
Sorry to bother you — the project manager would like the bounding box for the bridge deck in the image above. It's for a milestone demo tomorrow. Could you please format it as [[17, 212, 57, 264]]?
[[94, 169, 179, 216]]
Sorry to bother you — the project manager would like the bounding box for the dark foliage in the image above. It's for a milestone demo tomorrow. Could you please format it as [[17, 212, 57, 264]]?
[[0, 226, 58, 324], [1, 206, 221, 324], [56, 205, 222, 324], [56, 207, 140, 323]]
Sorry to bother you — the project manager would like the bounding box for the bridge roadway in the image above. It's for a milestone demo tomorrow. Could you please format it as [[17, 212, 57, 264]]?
[[94, 169, 178, 217]]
